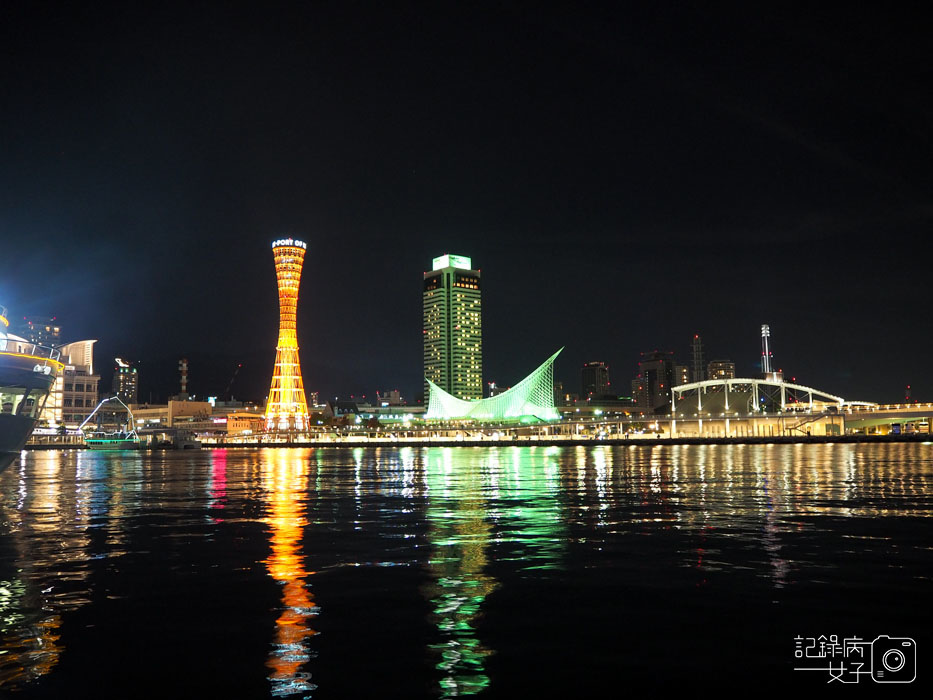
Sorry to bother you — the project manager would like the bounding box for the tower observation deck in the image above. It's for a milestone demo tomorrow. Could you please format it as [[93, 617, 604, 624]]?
[[265, 238, 311, 432]]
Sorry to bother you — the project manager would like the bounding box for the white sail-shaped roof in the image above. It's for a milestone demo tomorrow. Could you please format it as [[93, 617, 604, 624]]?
[[426, 349, 562, 422]]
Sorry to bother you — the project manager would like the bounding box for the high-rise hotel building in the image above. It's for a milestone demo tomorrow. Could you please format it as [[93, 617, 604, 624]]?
[[423, 254, 482, 402], [112, 357, 139, 404]]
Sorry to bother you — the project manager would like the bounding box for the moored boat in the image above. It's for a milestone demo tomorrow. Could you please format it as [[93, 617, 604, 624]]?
[[84, 432, 142, 450], [0, 305, 63, 472], [81, 396, 141, 450]]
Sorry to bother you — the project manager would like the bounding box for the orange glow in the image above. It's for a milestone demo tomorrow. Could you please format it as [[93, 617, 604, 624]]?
[[265, 242, 311, 432], [262, 450, 317, 692]]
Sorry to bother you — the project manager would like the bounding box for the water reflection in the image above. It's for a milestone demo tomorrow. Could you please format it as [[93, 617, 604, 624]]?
[[261, 448, 317, 698], [207, 448, 228, 523], [0, 443, 929, 697], [487, 447, 565, 570], [420, 447, 567, 696], [0, 450, 141, 686], [423, 449, 498, 697]]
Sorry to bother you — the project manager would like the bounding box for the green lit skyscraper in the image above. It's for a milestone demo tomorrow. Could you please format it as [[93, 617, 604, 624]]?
[[423, 254, 482, 403]]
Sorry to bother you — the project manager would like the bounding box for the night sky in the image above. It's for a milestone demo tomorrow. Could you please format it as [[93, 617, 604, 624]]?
[[2, 3, 930, 404]]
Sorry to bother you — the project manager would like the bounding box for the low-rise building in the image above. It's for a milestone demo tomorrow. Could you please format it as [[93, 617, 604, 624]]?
[[133, 400, 214, 430], [227, 412, 266, 436]]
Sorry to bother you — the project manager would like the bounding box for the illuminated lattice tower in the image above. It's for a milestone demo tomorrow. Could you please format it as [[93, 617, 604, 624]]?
[[265, 238, 311, 432]]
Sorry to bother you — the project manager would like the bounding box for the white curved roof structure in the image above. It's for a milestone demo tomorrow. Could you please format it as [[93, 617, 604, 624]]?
[[671, 377, 875, 414], [426, 349, 562, 422]]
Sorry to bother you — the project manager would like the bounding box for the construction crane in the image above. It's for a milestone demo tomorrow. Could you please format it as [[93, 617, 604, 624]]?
[[224, 363, 242, 401]]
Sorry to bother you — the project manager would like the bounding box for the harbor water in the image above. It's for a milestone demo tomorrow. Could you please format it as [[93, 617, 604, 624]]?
[[1, 444, 930, 696]]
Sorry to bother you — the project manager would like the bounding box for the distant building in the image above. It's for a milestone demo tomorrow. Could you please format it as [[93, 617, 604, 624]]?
[[631, 377, 645, 408], [112, 357, 139, 404], [323, 400, 361, 420], [581, 361, 610, 400], [423, 254, 482, 402], [690, 334, 705, 383], [15, 316, 61, 346], [553, 381, 579, 406], [707, 360, 735, 380], [355, 403, 425, 423], [675, 365, 690, 386], [376, 389, 405, 406], [553, 380, 565, 405], [633, 350, 676, 413]]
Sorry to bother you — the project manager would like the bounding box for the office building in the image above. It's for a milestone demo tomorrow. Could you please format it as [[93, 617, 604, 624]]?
[[676, 365, 690, 386], [633, 350, 676, 413], [423, 254, 482, 402], [631, 377, 645, 408], [690, 334, 705, 383], [376, 389, 405, 406], [112, 357, 139, 404], [581, 361, 610, 400], [16, 316, 61, 346], [707, 360, 736, 380]]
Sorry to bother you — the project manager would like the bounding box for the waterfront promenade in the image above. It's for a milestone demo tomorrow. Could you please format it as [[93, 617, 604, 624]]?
[[25, 431, 931, 450]]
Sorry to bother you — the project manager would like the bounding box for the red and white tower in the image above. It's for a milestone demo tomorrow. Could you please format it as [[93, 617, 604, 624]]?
[[760, 324, 773, 375], [265, 238, 311, 432]]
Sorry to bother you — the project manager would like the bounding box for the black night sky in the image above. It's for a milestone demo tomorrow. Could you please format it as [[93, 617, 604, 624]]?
[[2, 3, 930, 404]]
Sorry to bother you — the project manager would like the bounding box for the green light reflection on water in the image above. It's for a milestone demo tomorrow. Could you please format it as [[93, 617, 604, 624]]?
[[422, 446, 566, 697]]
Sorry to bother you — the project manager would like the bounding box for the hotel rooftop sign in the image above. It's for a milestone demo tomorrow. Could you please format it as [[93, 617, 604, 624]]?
[[432, 254, 472, 271]]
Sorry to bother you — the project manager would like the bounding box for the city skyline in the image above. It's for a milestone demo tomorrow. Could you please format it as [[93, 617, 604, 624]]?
[[0, 239, 922, 406], [8, 270, 904, 408], [1, 5, 929, 403]]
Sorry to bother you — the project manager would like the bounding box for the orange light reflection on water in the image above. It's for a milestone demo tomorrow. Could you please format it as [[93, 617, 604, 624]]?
[[261, 449, 317, 697]]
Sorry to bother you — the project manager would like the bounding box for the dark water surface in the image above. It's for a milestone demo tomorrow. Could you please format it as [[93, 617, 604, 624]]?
[[1, 444, 930, 696]]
